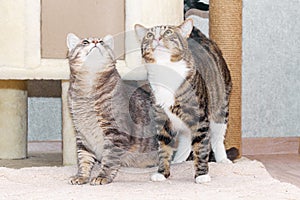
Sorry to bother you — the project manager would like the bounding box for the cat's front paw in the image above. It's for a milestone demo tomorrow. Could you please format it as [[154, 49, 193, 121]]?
[[69, 176, 89, 185], [90, 176, 113, 185], [195, 174, 211, 184], [218, 158, 232, 164], [150, 173, 167, 182]]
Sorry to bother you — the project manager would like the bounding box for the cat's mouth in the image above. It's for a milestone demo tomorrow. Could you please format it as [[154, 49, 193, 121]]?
[[153, 45, 169, 53], [87, 46, 103, 56]]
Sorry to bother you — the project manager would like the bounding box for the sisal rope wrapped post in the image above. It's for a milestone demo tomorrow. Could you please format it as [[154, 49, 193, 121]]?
[[209, 0, 242, 154]]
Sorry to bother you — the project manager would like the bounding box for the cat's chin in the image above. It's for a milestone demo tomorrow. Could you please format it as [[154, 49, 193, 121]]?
[[85, 47, 102, 61], [154, 45, 167, 51]]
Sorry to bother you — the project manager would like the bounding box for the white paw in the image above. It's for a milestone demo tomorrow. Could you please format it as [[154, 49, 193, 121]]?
[[218, 158, 232, 164], [150, 173, 167, 182], [195, 174, 211, 184]]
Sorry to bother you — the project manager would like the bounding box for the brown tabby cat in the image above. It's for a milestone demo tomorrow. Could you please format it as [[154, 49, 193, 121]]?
[[135, 19, 232, 183], [66, 33, 159, 185]]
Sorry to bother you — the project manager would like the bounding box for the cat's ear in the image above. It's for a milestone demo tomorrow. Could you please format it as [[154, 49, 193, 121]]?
[[103, 35, 114, 50], [67, 33, 80, 51], [179, 19, 194, 38], [134, 24, 148, 42]]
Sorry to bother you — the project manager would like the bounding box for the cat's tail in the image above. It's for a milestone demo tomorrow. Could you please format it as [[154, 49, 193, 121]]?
[[184, 0, 209, 14]]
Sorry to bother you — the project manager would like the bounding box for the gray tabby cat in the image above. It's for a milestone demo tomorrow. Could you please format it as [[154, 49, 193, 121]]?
[[135, 19, 232, 183], [66, 33, 159, 185]]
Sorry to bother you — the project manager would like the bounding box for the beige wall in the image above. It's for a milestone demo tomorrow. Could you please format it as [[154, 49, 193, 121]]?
[[41, 0, 125, 59]]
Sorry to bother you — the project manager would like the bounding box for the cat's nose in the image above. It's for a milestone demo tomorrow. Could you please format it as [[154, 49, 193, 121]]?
[[92, 40, 99, 44], [155, 36, 162, 41]]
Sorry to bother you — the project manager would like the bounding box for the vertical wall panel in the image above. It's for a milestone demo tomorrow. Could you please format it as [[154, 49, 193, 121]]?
[[41, 0, 125, 58]]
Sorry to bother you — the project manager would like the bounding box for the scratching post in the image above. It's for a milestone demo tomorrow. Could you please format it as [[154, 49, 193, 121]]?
[[0, 81, 27, 159], [209, 0, 242, 153]]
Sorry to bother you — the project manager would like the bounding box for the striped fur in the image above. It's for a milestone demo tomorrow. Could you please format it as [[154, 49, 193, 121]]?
[[189, 26, 233, 162], [135, 19, 233, 183], [67, 34, 158, 185]]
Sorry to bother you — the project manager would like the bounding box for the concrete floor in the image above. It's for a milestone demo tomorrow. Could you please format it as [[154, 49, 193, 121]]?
[[0, 141, 63, 168], [0, 152, 62, 169]]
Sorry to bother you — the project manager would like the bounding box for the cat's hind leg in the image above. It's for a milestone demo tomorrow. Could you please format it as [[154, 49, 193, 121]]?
[[192, 119, 211, 184], [210, 121, 231, 163], [69, 142, 96, 185]]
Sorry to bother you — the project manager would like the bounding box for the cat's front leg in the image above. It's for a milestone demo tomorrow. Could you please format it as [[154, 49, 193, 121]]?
[[69, 142, 96, 185], [151, 121, 174, 181], [90, 140, 123, 185], [150, 106, 173, 182], [151, 126, 174, 182]]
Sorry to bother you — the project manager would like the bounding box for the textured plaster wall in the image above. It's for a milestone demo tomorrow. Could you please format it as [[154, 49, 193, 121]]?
[[27, 81, 62, 141], [242, 0, 300, 137], [28, 98, 62, 141]]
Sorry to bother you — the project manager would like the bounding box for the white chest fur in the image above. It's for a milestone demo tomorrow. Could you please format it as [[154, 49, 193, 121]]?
[[147, 47, 189, 109], [83, 48, 106, 86], [146, 47, 192, 163]]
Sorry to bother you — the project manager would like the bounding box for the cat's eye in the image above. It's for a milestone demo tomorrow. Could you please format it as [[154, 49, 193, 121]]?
[[82, 40, 90, 45], [146, 32, 154, 39], [99, 41, 104, 45], [164, 29, 173, 36]]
